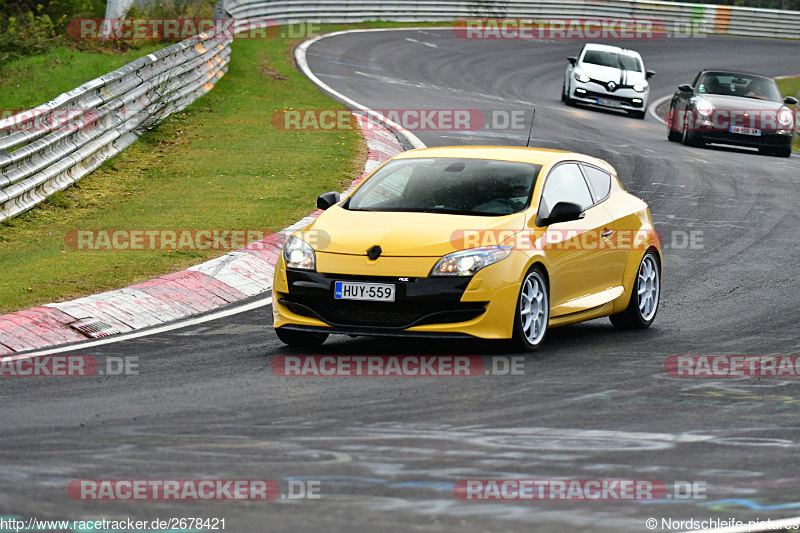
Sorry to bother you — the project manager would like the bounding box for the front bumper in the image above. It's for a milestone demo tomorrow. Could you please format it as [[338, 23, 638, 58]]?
[[279, 271, 487, 331], [571, 82, 647, 111], [693, 127, 793, 149], [272, 255, 528, 340]]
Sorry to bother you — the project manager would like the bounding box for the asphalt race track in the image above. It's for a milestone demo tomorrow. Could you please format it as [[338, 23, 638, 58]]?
[[3, 30, 800, 532]]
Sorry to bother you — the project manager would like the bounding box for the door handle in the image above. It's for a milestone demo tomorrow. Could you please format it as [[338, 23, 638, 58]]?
[[602, 229, 613, 238]]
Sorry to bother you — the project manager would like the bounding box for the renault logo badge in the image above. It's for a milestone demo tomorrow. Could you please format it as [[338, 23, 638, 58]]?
[[367, 245, 382, 260]]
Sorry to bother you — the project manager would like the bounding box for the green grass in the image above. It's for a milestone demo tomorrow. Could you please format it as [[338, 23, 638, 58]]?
[[775, 76, 800, 150], [0, 44, 167, 110], [1, 24, 408, 313]]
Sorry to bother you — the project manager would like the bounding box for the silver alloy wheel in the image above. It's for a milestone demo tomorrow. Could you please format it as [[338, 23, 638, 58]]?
[[520, 272, 548, 345], [637, 254, 660, 321]]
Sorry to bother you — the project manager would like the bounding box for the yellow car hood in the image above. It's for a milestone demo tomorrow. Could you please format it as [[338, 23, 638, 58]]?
[[302, 206, 526, 257]]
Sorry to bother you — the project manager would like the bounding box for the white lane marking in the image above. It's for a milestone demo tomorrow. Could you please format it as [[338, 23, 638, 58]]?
[[649, 94, 673, 123], [295, 30, 427, 150], [3, 297, 272, 360], [405, 37, 437, 48]]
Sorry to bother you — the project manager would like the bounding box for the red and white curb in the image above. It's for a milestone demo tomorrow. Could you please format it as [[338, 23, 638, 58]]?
[[0, 114, 405, 354]]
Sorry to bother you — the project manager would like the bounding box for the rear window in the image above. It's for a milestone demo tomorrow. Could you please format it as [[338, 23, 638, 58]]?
[[581, 165, 612, 201]]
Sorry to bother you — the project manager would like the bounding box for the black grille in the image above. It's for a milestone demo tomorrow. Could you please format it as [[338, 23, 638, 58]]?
[[280, 271, 487, 329], [281, 297, 486, 329], [578, 90, 643, 108]]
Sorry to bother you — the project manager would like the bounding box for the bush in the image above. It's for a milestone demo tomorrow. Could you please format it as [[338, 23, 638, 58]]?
[[0, 0, 215, 67]]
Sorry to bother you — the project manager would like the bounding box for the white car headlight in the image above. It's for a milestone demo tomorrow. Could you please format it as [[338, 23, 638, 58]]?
[[633, 83, 646, 93], [778, 108, 794, 127], [574, 70, 590, 83], [430, 246, 512, 277], [695, 98, 713, 117], [283, 236, 316, 270]]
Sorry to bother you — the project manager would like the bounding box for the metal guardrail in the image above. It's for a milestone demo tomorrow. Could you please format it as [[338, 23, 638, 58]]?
[[2, 0, 798, 222], [219, 0, 800, 39], [0, 33, 231, 222]]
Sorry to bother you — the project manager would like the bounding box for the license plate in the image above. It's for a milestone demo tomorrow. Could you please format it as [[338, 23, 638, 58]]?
[[334, 281, 395, 302], [597, 97, 622, 108], [730, 126, 761, 136]]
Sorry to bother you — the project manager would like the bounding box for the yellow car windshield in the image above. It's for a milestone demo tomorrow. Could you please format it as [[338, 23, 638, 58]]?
[[346, 158, 542, 217]]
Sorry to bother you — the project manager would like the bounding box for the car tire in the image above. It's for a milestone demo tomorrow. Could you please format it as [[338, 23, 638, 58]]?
[[562, 82, 575, 107], [510, 267, 549, 352], [610, 251, 660, 330], [760, 145, 792, 157], [682, 120, 703, 148], [667, 108, 682, 142], [275, 328, 328, 347], [629, 110, 646, 120]]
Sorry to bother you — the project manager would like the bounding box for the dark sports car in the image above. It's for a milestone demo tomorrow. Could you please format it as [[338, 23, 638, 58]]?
[[666, 70, 797, 157]]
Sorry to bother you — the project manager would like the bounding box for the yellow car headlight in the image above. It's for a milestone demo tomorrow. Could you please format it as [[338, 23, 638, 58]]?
[[283, 236, 316, 270], [430, 246, 512, 277]]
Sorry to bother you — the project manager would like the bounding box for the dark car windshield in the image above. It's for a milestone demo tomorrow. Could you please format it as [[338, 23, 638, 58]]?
[[345, 158, 542, 216], [582, 50, 642, 72], [697, 73, 783, 102]]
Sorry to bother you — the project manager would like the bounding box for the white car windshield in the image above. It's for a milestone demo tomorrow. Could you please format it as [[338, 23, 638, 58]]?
[[346, 158, 542, 216], [582, 50, 642, 72]]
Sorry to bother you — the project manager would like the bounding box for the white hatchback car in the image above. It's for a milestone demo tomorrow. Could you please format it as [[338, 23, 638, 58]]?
[[562, 43, 655, 119]]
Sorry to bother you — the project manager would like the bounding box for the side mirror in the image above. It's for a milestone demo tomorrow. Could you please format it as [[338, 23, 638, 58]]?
[[541, 202, 585, 226], [784, 96, 798, 105], [567, 56, 577, 66], [316, 191, 340, 210], [678, 84, 694, 94], [645, 70, 656, 79]]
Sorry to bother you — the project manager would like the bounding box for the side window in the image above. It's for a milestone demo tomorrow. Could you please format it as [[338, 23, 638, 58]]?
[[581, 165, 612, 202], [539, 163, 593, 218]]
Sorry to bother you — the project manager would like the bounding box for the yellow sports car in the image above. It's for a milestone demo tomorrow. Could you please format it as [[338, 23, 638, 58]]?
[[272, 146, 661, 351]]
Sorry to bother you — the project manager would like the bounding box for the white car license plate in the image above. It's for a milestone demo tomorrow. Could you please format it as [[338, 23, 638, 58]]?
[[597, 97, 622, 108], [730, 126, 761, 136], [334, 281, 395, 302]]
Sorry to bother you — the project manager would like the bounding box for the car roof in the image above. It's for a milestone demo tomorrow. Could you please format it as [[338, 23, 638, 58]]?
[[582, 43, 641, 57], [392, 146, 613, 171]]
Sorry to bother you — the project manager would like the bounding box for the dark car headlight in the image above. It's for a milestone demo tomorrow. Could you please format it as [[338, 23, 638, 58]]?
[[695, 98, 713, 117], [778, 108, 794, 128]]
